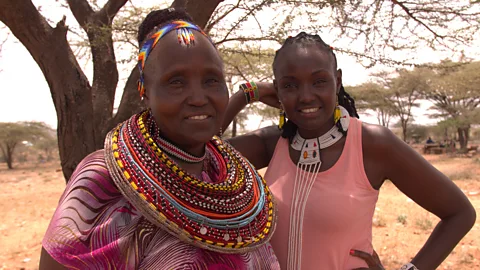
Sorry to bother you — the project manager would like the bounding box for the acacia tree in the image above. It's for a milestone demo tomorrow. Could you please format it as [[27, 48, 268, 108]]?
[[0, 0, 478, 180], [362, 70, 425, 141], [349, 68, 429, 141], [348, 82, 395, 128], [388, 69, 428, 142], [426, 61, 480, 150], [222, 46, 278, 137], [35, 131, 59, 162], [0, 122, 50, 169]]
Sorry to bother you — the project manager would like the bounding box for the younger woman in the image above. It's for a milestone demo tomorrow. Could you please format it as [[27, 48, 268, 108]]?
[[224, 32, 476, 270]]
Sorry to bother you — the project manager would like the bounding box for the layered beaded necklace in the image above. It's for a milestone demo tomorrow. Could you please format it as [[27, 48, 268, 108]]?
[[105, 111, 276, 253], [155, 135, 206, 163], [287, 106, 350, 269]]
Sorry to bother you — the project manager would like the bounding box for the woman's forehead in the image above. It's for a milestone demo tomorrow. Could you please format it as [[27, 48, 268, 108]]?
[[274, 45, 335, 75]]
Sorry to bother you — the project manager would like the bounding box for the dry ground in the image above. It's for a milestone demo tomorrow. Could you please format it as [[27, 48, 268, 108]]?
[[0, 155, 479, 269]]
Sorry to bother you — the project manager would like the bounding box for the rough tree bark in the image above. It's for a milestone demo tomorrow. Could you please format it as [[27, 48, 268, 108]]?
[[232, 118, 238, 138], [457, 127, 470, 152], [0, 0, 97, 178], [401, 119, 408, 142], [0, 0, 223, 181], [0, 143, 15, 169]]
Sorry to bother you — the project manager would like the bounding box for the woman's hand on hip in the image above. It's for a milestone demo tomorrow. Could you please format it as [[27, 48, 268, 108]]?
[[350, 249, 385, 270]]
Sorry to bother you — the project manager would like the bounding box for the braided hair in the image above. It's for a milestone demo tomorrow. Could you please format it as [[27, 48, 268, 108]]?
[[137, 8, 194, 45], [272, 32, 359, 140]]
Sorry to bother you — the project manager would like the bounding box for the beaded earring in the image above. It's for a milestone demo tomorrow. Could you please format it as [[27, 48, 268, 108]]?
[[279, 109, 286, 129], [334, 98, 341, 124]]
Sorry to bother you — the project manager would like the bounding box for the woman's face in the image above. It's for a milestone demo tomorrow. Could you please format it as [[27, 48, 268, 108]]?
[[274, 44, 342, 138], [143, 30, 228, 150]]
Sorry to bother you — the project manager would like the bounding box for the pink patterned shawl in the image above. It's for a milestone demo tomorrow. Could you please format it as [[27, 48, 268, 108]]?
[[42, 150, 279, 269]]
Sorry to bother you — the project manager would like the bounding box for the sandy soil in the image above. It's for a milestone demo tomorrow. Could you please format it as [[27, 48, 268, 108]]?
[[0, 155, 479, 269]]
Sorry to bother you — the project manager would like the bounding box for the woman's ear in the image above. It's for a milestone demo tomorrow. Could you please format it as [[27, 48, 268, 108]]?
[[336, 69, 343, 95], [273, 79, 278, 93]]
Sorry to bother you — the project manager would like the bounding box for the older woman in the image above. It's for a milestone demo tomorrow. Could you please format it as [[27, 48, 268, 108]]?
[[39, 8, 278, 270]]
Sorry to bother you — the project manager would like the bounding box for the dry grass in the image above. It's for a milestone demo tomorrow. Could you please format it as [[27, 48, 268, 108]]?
[[0, 155, 479, 269], [373, 155, 480, 269]]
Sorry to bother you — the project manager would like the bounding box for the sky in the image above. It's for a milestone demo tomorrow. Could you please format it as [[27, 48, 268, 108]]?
[[0, 1, 479, 131]]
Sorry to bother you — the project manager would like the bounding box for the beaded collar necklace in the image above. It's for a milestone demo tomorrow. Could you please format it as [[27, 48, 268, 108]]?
[[143, 116, 206, 163], [290, 125, 344, 165], [155, 136, 206, 163], [104, 111, 276, 253]]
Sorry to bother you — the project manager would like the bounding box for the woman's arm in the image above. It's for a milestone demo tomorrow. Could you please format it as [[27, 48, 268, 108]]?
[[364, 124, 476, 269], [223, 82, 282, 169], [222, 82, 280, 132]]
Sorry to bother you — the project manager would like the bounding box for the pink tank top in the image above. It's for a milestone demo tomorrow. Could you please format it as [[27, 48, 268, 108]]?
[[264, 118, 379, 269]]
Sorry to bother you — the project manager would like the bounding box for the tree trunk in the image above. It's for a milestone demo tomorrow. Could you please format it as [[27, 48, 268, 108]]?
[[171, 0, 223, 29], [6, 148, 13, 169], [465, 127, 470, 147], [232, 117, 237, 138], [4, 144, 14, 169], [401, 120, 408, 142], [457, 127, 470, 151], [109, 68, 144, 130], [0, 0, 222, 181], [0, 0, 97, 180]]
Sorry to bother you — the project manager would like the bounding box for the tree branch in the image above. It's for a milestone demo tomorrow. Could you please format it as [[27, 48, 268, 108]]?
[[391, 0, 445, 39], [215, 36, 281, 46], [0, 0, 98, 179], [66, 0, 94, 30], [100, 0, 128, 24], [170, 0, 224, 28], [67, 0, 128, 145], [110, 67, 144, 131], [205, 0, 241, 33]]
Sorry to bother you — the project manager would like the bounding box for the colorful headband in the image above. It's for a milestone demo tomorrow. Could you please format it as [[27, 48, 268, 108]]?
[[137, 20, 211, 97]]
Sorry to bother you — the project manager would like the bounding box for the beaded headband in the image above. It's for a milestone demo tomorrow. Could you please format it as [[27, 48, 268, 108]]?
[[137, 20, 211, 97]]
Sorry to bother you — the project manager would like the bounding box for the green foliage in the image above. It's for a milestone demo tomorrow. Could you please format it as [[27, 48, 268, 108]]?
[[221, 46, 277, 136], [397, 214, 407, 225], [415, 218, 433, 231], [347, 82, 394, 127], [350, 62, 479, 146], [407, 124, 430, 143], [347, 68, 426, 140], [34, 131, 58, 162], [426, 61, 480, 125], [429, 119, 457, 140], [424, 61, 480, 149], [0, 122, 53, 169]]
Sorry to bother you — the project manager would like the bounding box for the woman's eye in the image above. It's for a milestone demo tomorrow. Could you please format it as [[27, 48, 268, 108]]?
[[283, 83, 294, 88], [314, 79, 327, 85], [169, 79, 183, 86], [206, 78, 219, 84]]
